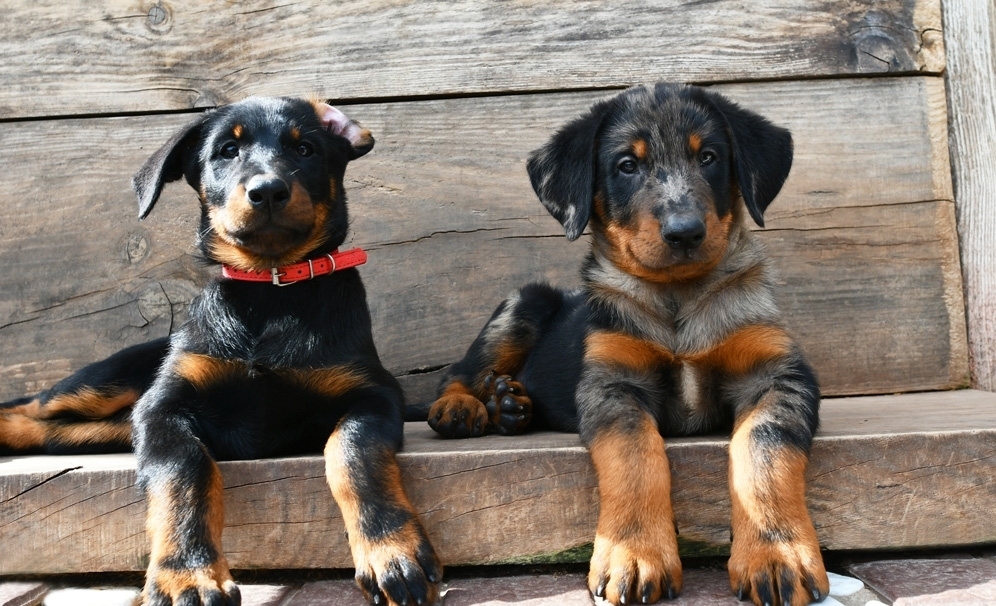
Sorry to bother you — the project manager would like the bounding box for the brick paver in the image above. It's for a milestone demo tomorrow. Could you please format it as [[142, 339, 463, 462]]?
[[282, 580, 366, 605], [0, 583, 46, 606], [240, 584, 299, 606], [850, 558, 996, 606], [42, 587, 138, 606]]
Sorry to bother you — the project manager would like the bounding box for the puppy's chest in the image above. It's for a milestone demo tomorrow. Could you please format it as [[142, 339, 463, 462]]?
[[190, 308, 361, 393], [635, 306, 729, 418]]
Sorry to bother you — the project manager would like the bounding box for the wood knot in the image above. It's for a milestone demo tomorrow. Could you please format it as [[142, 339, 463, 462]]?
[[146, 3, 173, 34]]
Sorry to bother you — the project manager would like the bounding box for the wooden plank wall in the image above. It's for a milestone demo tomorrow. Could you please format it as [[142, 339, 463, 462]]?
[[0, 0, 968, 407], [942, 0, 996, 392]]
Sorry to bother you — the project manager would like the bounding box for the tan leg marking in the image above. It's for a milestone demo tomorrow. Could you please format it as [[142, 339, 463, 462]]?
[[143, 457, 235, 604], [728, 407, 828, 606], [325, 429, 440, 605], [588, 414, 682, 604]]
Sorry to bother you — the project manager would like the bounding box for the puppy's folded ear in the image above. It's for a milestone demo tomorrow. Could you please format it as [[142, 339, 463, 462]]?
[[133, 113, 210, 220], [314, 102, 375, 160], [703, 90, 793, 227], [526, 97, 616, 241]]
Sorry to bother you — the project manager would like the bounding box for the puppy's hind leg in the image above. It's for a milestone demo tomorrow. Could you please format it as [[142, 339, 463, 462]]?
[[0, 337, 168, 454], [428, 283, 563, 438]]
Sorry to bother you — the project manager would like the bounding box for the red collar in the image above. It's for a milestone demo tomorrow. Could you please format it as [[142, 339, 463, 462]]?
[[221, 248, 367, 286]]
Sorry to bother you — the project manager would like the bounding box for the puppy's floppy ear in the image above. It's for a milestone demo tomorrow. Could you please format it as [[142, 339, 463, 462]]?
[[314, 102, 375, 160], [704, 90, 793, 227], [133, 113, 210, 220], [526, 97, 615, 241]]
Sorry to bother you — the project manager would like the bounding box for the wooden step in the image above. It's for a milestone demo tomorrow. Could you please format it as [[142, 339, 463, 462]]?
[[1, 390, 994, 575]]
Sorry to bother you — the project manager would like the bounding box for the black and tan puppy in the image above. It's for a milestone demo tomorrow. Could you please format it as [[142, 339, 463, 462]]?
[[0, 97, 440, 606], [428, 83, 828, 606]]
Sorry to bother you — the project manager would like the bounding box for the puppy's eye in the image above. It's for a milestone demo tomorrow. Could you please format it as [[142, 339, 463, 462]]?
[[699, 150, 717, 166], [617, 158, 639, 175], [296, 142, 315, 157], [220, 142, 239, 159]]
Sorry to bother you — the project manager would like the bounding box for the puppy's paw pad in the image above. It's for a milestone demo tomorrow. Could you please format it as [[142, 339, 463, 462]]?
[[484, 375, 532, 435]]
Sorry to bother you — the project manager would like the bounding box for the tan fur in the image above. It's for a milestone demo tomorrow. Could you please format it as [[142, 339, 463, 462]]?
[[588, 414, 682, 603], [688, 133, 702, 154], [290, 366, 370, 399], [599, 206, 733, 284], [0, 415, 130, 450], [174, 353, 245, 391], [0, 414, 46, 450], [728, 406, 828, 606], [144, 459, 234, 603], [4, 388, 138, 420], [427, 380, 488, 433], [585, 330, 674, 372], [325, 429, 439, 605], [207, 185, 330, 271], [690, 324, 793, 375]]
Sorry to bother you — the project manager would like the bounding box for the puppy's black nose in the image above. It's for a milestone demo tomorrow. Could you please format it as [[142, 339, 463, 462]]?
[[246, 176, 291, 212], [662, 215, 706, 251]]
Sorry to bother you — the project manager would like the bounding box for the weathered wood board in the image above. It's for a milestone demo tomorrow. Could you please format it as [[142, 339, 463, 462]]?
[[0, 0, 944, 120], [1, 390, 994, 574], [942, 0, 996, 391], [0, 76, 966, 402]]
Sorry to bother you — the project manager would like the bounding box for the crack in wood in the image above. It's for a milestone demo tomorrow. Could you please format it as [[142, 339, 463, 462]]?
[[2, 466, 82, 504], [368, 227, 508, 249], [399, 364, 449, 377], [224, 476, 323, 490]]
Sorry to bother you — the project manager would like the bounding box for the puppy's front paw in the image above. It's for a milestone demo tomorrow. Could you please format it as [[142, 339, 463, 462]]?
[[728, 532, 828, 606], [142, 564, 240, 606], [353, 523, 442, 606], [588, 534, 682, 604]]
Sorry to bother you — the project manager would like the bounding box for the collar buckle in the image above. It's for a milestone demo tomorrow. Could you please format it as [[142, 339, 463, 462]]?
[[271, 267, 293, 287]]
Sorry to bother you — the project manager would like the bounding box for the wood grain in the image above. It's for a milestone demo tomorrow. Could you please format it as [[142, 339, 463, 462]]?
[[941, 0, 996, 391], [0, 77, 966, 403], [1, 390, 994, 574], [0, 0, 945, 120]]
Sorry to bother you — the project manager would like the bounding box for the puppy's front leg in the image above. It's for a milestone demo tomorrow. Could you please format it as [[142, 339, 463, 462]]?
[[134, 410, 238, 606], [325, 403, 442, 606], [727, 370, 828, 606], [585, 413, 682, 605]]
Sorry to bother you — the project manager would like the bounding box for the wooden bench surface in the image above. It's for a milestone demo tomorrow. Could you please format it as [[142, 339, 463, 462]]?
[[2, 389, 994, 574]]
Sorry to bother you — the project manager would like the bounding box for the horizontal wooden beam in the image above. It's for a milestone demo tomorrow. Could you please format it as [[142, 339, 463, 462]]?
[[1, 390, 994, 575], [0, 0, 944, 119], [0, 77, 965, 403]]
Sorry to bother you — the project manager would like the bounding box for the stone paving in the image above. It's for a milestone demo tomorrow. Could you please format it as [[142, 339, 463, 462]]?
[[3, 555, 996, 606]]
